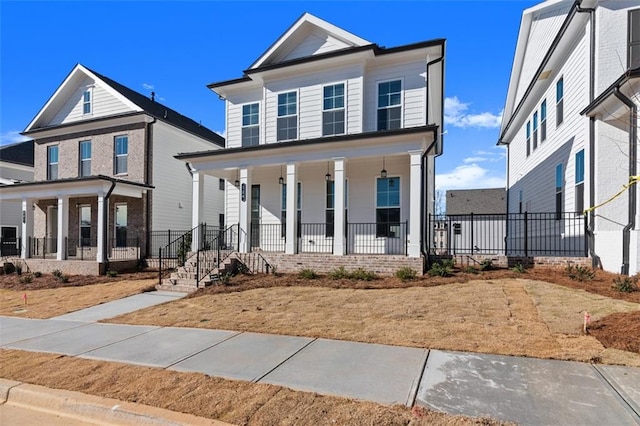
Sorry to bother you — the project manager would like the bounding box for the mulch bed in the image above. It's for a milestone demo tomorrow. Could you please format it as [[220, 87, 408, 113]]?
[[0, 271, 157, 290], [590, 311, 640, 354]]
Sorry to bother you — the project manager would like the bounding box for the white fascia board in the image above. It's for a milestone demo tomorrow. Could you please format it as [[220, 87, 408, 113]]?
[[0, 161, 34, 174], [0, 179, 146, 201], [80, 65, 143, 113]]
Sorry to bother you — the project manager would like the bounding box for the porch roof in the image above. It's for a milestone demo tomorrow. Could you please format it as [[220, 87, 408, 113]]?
[[175, 125, 438, 176], [0, 175, 153, 201], [580, 67, 640, 129]]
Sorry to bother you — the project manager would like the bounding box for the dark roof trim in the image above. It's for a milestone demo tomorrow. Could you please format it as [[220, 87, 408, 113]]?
[[580, 67, 640, 115], [498, 1, 581, 145], [208, 38, 446, 90], [22, 112, 145, 136], [0, 175, 154, 190], [175, 125, 438, 160]]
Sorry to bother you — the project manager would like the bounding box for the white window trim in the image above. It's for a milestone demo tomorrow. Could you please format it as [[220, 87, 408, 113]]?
[[79, 140, 91, 177], [276, 89, 299, 142], [376, 77, 405, 130], [82, 87, 93, 116], [114, 135, 128, 176], [322, 81, 347, 136], [373, 173, 402, 239], [47, 144, 59, 180], [241, 101, 261, 146], [78, 204, 91, 245], [114, 203, 127, 239]]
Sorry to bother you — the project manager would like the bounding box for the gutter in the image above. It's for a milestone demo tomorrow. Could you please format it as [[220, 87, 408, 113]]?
[[102, 180, 117, 274], [613, 88, 637, 275]]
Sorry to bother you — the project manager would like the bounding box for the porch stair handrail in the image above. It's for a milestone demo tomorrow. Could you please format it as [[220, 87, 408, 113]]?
[[196, 224, 240, 286], [233, 251, 272, 275], [158, 224, 199, 282]]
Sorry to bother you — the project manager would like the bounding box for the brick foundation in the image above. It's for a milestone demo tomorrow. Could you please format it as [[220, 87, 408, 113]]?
[[6, 258, 139, 276], [431, 254, 592, 269]]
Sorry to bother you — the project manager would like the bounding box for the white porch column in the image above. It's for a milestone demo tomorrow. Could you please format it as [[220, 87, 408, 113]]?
[[56, 196, 69, 260], [191, 171, 204, 252], [408, 150, 423, 258], [97, 194, 107, 263], [238, 168, 251, 253], [333, 157, 346, 255], [20, 199, 33, 259], [285, 163, 298, 254]]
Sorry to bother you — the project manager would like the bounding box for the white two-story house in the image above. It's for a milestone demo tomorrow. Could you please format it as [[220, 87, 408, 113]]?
[[0, 64, 225, 274], [176, 13, 445, 273], [499, 0, 640, 275]]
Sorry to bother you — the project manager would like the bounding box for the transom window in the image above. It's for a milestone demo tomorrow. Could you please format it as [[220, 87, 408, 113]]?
[[83, 90, 92, 114], [277, 92, 297, 141], [242, 103, 259, 147], [114, 135, 128, 175], [47, 145, 58, 180], [376, 177, 400, 237], [630, 9, 640, 68], [540, 100, 547, 142], [377, 80, 402, 131], [79, 140, 91, 177], [556, 77, 564, 127], [323, 83, 345, 136]]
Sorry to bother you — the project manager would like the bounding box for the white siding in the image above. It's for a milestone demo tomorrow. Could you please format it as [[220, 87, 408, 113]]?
[[282, 31, 351, 62], [151, 121, 224, 232], [49, 77, 133, 127], [596, 2, 637, 93], [226, 90, 264, 148]]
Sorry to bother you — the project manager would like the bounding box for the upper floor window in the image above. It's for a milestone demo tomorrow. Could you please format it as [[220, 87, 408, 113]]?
[[323, 83, 345, 136], [377, 80, 402, 131], [219, 178, 225, 191], [376, 177, 400, 237], [630, 9, 640, 68], [47, 145, 58, 180], [114, 135, 128, 175], [83, 89, 92, 115], [533, 111, 538, 150], [575, 149, 585, 212], [242, 103, 259, 147], [79, 140, 91, 177], [540, 100, 547, 142], [277, 92, 297, 141], [556, 77, 564, 127], [526, 121, 531, 157], [555, 163, 563, 219]]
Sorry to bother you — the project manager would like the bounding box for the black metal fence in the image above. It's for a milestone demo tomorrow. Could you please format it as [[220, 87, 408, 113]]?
[[298, 223, 333, 253], [149, 226, 222, 259], [346, 222, 408, 255], [108, 237, 140, 261], [30, 237, 59, 259], [429, 212, 587, 257], [67, 237, 98, 260], [250, 223, 285, 252], [1, 237, 21, 257]]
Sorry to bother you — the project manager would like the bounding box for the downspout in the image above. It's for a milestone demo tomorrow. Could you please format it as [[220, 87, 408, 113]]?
[[576, 0, 597, 267], [103, 179, 117, 274], [613, 88, 637, 275], [144, 118, 155, 260]]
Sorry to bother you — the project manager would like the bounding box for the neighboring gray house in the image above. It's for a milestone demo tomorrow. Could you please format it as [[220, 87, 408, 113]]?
[[446, 188, 506, 215]]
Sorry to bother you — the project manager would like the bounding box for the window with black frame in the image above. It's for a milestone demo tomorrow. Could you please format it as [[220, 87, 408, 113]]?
[[376, 177, 400, 237]]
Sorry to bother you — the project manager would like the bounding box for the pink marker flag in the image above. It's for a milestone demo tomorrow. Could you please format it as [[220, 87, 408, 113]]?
[[22, 293, 27, 305]]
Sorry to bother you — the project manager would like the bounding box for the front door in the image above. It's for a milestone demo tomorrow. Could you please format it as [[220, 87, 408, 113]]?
[[250, 185, 260, 249], [47, 206, 58, 253]]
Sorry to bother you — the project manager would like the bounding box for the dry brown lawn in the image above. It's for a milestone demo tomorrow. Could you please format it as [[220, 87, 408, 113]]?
[[0, 349, 505, 426]]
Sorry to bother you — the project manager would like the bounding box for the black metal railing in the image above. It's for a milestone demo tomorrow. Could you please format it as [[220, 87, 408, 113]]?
[[30, 237, 59, 259], [234, 251, 272, 274], [428, 212, 587, 257], [1, 237, 21, 257], [149, 226, 222, 259], [196, 224, 240, 286], [108, 237, 140, 261], [298, 223, 333, 253], [67, 237, 98, 260], [346, 222, 408, 255], [249, 223, 285, 252]]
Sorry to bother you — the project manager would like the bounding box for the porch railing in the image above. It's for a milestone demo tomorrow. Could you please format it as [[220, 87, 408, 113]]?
[[108, 237, 141, 261], [30, 237, 60, 259], [346, 222, 408, 255], [249, 223, 285, 252], [298, 223, 333, 253], [0, 237, 21, 257], [67, 237, 98, 260]]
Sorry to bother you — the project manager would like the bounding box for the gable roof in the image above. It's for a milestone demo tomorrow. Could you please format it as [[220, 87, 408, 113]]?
[[249, 13, 371, 70], [0, 140, 34, 167], [24, 64, 224, 147]]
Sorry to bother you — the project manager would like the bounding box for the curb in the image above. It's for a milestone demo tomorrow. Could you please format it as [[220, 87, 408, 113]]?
[[0, 378, 230, 425]]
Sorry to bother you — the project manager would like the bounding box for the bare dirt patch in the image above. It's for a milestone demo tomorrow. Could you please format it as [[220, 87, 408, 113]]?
[[0, 349, 504, 426]]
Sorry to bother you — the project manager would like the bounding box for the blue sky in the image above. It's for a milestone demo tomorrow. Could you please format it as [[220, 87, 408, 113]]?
[[0, 0, 537, 191]]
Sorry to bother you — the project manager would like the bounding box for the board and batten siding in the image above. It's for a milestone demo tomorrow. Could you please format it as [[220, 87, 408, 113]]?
[[508, 33, 588, 214], [363, 58, 426, 132], [150, 121, 224, 232], [49, 77, 134, 127]]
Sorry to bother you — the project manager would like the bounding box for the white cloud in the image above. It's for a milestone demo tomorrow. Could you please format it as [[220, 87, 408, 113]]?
[[0, 130, 30, 146], [462, 157, 488, 164], [436, 163, 505, 191], [214, 129, 226, 139], [444, 96, 502, 129], [142, 83, 154, 91]]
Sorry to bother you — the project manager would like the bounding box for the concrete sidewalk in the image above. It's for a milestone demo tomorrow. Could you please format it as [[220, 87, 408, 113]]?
[[1, 294, 639, 425]]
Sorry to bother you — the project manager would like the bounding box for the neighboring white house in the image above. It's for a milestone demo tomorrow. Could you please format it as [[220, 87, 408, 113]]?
[[0, 140, 34, 256], [499, 0, 640, 274], [0, 64, 225, 274], [174, 13, 445, 272]]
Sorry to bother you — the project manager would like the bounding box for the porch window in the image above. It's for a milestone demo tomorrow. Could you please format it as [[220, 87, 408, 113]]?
[[277, 92, 297, 141], [323, 83, 345, 136], [47, 145, 59, 180], [540, 99, 547, 142], [630, 9, 640, 68], [377, 80, 402, 131], [556, 163, 563, 220], [526, 121, 531, 157], [281, 182, 301, 238], [532, 111, 538, 150], [79, 140, 91, 177], [242, 103, 260, 147], [83, 89, 92, 115], [79, 205, 91, 246], [114, 135, 128, 174], [556, 77, 564, 127], [325, 180, 348, 237], [115, 203, 127, 247], [575, 149, 585, 213], [376, 177, 400, 237]]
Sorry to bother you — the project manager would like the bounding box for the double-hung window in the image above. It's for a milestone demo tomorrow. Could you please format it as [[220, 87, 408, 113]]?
[[47, 145, 59, 180], [277, 92, 297, 141], [556, 77, 564, 127], [526, 121, 531, 157], [79, 140, 91, 177], [556, 163, 563, 219], [323, 83, 345, 136], [532, 112, 538, 150], [79, 205, 91, 246], [83, 89, 92, 115], [376, 177, 400, 237], [281, 182, 301, 238], [377, 80, 402, 130], [114, 135, 128, 174], [575, 150, 585, 213], [325, 180, 348, 238], [242, 103, 259, 147], [630, 9, 640, 68], [540, 100, 547, 142]]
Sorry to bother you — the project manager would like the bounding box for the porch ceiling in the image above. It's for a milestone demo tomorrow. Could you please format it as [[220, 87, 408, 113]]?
[[177, 125, 437, 176], [0, 175, 153, 201]]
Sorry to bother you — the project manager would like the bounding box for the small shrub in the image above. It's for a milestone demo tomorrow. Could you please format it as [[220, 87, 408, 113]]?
[[298, 268, 318, 279], [270, 264, 280, 277], [220, 272, 232, 285], [395, 267, 417, 281], [428, 260, 454, 277], [612, 275, 639, 293], [329, 266, 350, 280], [3, 262, 16, 274], [463, 266, 480, 274], [106, 270, 118, 278], [566, 265, 595, 282], [15, 264, 22, 275], [511, 263, 526, 273], [349, 268, 378, 281], [57, 275, 70, 284], [480, 259, 494, 271], [19, 274, 33, 284], [34, 271, 42, 278], [52, 269, 63, 278]]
